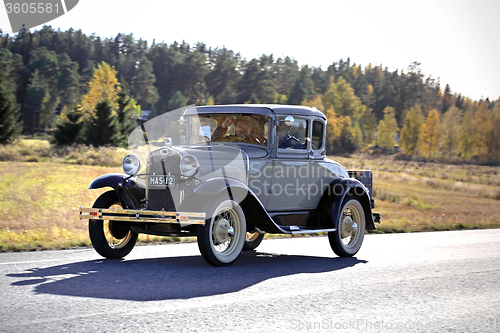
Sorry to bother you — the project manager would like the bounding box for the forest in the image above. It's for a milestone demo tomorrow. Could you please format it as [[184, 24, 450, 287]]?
[[0, 25, 499, 162]]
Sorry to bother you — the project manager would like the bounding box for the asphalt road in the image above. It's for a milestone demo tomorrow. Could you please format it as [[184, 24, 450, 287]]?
[[1, 229, 499, 333]]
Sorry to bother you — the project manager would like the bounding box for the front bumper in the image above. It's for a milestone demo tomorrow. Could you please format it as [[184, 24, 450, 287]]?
[[79, 208, 206, 225]]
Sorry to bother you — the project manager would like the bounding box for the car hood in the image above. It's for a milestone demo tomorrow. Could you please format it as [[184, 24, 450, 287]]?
[[176, 145, 249, 184]]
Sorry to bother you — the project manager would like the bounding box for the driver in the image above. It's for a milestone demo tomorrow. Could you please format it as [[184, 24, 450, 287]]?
[[277, 117, 304, 149]]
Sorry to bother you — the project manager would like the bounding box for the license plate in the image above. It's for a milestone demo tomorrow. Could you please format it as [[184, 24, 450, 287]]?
[[149, 175, 176, 186]]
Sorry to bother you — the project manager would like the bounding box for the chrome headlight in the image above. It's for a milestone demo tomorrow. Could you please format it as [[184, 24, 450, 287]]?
[[180, 155, 200, 177], [122, 154, 142, 175]]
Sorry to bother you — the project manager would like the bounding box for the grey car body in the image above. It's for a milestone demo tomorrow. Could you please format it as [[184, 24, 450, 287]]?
[[80, 104, 381, 266]]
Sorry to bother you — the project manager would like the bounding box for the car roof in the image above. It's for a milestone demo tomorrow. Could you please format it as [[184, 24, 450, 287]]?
[[184, 104, 326, 120]]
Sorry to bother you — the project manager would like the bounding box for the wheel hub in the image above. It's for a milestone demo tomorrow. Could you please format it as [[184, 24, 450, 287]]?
[[341, 215, 358, 238], [214, 218, 234, 244]]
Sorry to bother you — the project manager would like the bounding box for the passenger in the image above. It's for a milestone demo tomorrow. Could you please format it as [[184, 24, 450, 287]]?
[[212, 116, 262, 145]]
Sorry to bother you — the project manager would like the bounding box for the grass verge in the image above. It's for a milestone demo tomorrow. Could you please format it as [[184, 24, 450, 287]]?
[[335, 154, 500, 233], [0, 139, 125, 166], [1, 153, 499, 252]]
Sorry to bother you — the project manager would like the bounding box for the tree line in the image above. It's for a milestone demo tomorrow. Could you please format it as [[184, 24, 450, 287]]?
[[0, 26, 498, 161]]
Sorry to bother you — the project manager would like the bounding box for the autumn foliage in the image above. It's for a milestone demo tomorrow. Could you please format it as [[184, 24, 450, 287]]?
[[0, 26, 498, 162]]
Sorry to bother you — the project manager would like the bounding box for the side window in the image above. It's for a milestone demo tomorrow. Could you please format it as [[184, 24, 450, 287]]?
[[277, 116, 308, 150], [312, 120, 324, 150]]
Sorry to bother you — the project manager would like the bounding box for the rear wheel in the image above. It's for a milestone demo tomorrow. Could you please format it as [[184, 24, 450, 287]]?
[[197, 199, 246, 266], [89, 191, 138, 259], [328, 197, 365, 257], [243, 230, 264, 251]]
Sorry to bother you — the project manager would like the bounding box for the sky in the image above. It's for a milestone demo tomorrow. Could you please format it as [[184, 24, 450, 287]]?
[[1, 0, 499, 101]]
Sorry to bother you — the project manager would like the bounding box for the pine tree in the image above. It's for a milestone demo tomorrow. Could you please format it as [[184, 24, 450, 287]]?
[[219, 87, 236, 104], [57, 53, 80, 108], [272, 56, 299, 98], [29, 47, 59, 91], [399, 105, 424, 155], [24, 70, 47, 133], [236, 59, 260, 103], [205, 48, 240, 104], [177, 50, 209, 104], [50, 106, 83, 145], [82, 100, 118, 147], [167, 91, 188, 111], [441, 84, 452, 113], [376, 106, 399, 151], [0, 80, 22, 144], [419, 109, 441, 158], [402, 62, 426, 111], [0, 48, 23, 93], [255, 69, 276, 104], [131, 56, 159, 110], [288, 65, 315, 105], [115, 90, 140, 146]]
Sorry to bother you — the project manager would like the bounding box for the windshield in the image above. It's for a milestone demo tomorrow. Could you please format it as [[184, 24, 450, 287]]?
[[189, 114, 269, 146], [126, 106, 251, 203]]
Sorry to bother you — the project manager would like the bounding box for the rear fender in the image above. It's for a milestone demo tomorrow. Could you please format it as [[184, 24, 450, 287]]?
[[318, 177, 376, 229], [89, 173, 144, 209]]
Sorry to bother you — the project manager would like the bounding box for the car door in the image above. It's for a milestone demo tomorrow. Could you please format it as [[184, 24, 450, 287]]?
[[266, 116, 316, 211]]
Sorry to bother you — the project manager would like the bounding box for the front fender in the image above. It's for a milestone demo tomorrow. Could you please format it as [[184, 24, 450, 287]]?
[[89, 173, 143, 209], [193, 177, 250, 204], [180, 177, 284, 233], [319, 177, 376, 229], [89, 173, 129, 192]]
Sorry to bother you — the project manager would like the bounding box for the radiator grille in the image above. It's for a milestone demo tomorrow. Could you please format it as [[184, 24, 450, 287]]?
[[146, 149, 182, 212], [148, 151, 181, 175], [147, 189, 176, 211]]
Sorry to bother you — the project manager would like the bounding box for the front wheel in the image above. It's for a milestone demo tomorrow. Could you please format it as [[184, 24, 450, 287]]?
[[89, 190, 138, 259], [328, 197, 366, 257], [197, 199, 246, 266]]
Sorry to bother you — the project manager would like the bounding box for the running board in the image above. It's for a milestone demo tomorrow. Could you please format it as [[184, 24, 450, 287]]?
[[282, 225, 337, 235]]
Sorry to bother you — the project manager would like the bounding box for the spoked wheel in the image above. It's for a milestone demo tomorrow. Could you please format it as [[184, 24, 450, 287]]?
[[328, 197, 365, 257], [243, 229, 265, 251], [197, 199, 246, 266], [89, 191, 138, 259]]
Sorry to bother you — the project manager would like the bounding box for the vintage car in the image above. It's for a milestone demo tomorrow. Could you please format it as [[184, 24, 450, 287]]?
[[79, 105, 381, 266]]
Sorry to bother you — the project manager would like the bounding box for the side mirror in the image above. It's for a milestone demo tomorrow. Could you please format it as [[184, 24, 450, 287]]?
[[284, 116, 294, 126]]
